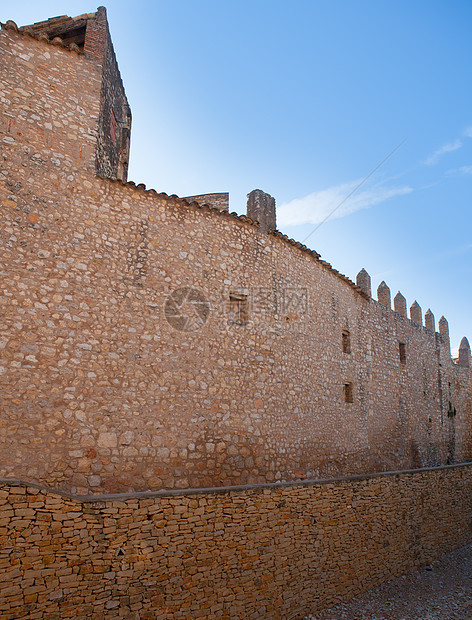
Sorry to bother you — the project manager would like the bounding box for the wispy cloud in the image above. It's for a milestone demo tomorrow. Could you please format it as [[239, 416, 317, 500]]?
[[277, 181, 413, 228], [423, 126, 472, 166], [445, 164, 472, 177], [423, 139, 462, 166]]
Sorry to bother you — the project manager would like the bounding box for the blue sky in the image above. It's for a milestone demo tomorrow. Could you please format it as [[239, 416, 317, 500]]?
[[5, 1, 472, 352]]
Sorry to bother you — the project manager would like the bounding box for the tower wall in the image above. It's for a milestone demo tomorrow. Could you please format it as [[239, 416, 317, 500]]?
[[85, 7, 131, 181], [0, 27, 102, 177]]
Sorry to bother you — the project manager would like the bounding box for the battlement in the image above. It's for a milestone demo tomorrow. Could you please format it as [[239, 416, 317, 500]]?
[[352, 270, 469, 359]]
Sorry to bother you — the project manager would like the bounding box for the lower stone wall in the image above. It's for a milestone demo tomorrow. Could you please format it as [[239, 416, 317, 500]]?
[[1, 464, 471, 619]]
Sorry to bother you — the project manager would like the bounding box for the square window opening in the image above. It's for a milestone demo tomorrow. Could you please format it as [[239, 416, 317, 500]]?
[[229, 293, 248, 325]]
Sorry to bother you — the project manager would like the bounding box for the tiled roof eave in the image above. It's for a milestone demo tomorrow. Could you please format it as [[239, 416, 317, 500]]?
[[101, 176, 369, 300]]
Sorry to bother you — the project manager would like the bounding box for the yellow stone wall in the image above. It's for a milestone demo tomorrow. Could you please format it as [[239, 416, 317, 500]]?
[[0, 464, 471, 618]]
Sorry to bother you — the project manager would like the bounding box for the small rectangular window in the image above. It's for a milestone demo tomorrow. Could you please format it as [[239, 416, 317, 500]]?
[[399, 342, 407, 364], [344, 382, 353, 403], [342, 330, 351, 354], [229, 293, 248, 325]]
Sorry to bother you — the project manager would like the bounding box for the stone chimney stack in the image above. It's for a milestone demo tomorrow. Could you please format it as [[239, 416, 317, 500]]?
[[246, 189, 276, 233]]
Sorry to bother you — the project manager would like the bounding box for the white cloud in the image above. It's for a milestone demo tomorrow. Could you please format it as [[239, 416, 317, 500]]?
[[277, 181, 413, 228], [423, 139, 462, 166], [445, 164, 472, 176], [464, 126, 472, 138]]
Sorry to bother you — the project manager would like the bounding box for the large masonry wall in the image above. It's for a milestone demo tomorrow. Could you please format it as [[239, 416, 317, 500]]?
[[0, 464, 471, 618], [1, 26, 471, 494]]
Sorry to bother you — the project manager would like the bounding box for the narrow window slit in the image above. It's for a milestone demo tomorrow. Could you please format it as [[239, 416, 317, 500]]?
[[344, 382, 353, 403], [342, 330, 351, 354], [399, 342, 407, 364]]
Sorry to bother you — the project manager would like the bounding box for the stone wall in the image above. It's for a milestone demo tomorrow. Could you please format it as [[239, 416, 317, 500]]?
[[0, 463, 471, 618], [86, 7, 132, 182], [0, 23, 471, 494], [0, 25, 101, 177]]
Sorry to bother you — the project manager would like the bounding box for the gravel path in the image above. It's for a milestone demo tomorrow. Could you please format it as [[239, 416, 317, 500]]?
[[305, 542, 472, 620]]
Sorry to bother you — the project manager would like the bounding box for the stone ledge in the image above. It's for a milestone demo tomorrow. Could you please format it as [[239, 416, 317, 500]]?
[[1, 461, 470, 503]]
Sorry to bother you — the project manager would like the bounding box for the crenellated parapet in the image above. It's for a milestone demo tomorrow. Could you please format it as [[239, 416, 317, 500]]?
[[425, 309, 435, 331], [410, 301, 422, 325], [458, 337, 471, 368], [394, 292, 407, 316], [377, 281, 391, 308], [353, 268, 469, 369], [438, 316, 451, 350], [356, 269, 371, 297]]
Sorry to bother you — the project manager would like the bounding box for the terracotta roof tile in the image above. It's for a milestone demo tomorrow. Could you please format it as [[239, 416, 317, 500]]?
[[108, 175, 368, 299]]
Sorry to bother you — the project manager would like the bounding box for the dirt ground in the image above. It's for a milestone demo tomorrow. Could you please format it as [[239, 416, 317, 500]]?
[[305, 542, 472, 620]]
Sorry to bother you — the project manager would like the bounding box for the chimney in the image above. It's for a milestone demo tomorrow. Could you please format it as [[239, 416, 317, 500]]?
[[246, 189, 276, 233]]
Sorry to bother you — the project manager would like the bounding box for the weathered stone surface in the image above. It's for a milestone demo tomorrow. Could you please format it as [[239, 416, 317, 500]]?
[[458, 337, 471, 368], [97, 433, 117, 449], [0, 467, 471, 618], [356, 268, 371, 297], [246, 189, 276, 233], [377, 281, 391, 308], [439, 316, 450, 340], [183, 192, 229, 212], [394, 291, 407, 316], [0, 10, 470, 497], [425, 308, 435, 331], [410, 300, 422, 325]]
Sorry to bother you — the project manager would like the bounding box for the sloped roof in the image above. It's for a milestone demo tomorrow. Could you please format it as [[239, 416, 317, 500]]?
[[18, 12, 97, 49]]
